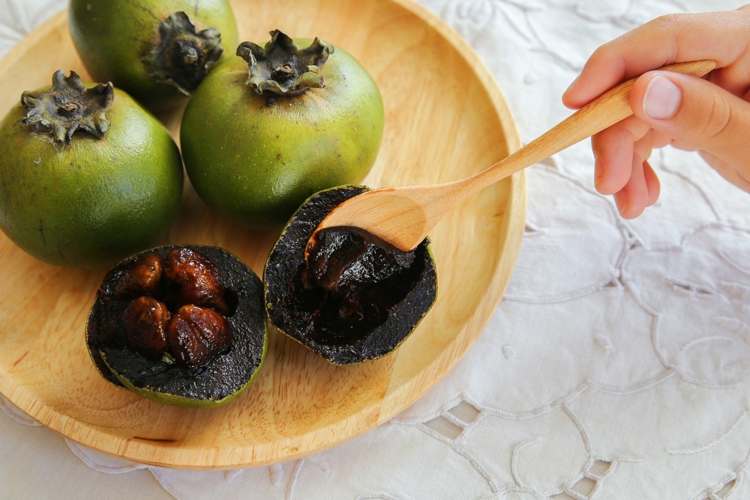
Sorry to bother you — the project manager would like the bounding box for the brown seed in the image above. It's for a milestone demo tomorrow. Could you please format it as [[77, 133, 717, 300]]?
[[124, 296, 170, 359], [164, 248, 229, 314], [167, 305, 232, 367], [113, 252, 164, 299]]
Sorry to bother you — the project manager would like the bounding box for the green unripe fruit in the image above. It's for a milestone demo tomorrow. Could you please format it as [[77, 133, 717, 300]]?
[[0, 71, 184, 269], [180, 31, 385, 229], [69, 0, 239, 109]]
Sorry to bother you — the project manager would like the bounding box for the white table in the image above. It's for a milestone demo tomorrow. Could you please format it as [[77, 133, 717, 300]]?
[[3, 0, 750, 499]]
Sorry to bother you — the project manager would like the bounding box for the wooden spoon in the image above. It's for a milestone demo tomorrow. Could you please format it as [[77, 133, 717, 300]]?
[[309, 60, 716, 253]]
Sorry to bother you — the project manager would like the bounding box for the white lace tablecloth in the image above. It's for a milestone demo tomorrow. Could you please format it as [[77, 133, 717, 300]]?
[[3, 0, 750, 499]]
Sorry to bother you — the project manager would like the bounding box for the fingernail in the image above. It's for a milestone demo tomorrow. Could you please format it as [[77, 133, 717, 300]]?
[[614, 191, 627, 215], [594, 155, 603, 187], [643, 75, 681, 119], [564, 75, 580, 96]]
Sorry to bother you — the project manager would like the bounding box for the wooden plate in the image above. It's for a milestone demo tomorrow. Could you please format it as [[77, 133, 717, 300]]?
[[0, 0, 525, 468]]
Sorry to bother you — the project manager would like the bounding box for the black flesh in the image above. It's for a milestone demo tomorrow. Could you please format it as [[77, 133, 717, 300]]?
[[86, 246, 265, 402], [264, 186, 438, 365]]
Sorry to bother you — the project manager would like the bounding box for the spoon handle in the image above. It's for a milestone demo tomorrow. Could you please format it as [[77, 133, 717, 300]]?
[[458, 59, 717, 193], [312, 60, 718, 253]]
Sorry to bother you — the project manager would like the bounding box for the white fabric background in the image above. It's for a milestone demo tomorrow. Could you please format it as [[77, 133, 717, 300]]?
[[2, 0, 750, 499]]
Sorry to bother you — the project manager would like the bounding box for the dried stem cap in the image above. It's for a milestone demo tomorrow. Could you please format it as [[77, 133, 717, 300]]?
[[142, 12, 223, 96], [237, 29, 334, 95], [21, 70, 114, 145]]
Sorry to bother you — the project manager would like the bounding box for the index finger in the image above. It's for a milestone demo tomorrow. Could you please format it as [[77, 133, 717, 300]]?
[[563, 6, 750, 109]]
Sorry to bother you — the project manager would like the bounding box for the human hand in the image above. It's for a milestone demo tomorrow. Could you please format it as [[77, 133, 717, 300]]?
[[563, 6, 750, 218]]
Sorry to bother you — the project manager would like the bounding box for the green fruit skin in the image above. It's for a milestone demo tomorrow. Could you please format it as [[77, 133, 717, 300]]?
[[68, 0, 239, 108], [180, 43, 385, 229], [0, 88, 184, 269], [99, 328, 268, 408]]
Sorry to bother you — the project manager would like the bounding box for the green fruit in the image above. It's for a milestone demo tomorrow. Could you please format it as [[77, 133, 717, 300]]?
[[0, 70, 183, 269], [180, 30, 385, 229], [69, 0, 238, 109], [86, 245, 267, 408], [264, 186, 438, 365]]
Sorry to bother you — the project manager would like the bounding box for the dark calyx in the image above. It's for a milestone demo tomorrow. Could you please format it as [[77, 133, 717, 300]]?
[[237, 29, 334, 95], [21, 70, 114, 144], [142, 11, 223, 96]]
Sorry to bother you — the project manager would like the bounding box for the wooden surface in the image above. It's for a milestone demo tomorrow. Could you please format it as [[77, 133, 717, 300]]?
[[0, 0, 526, 469], [317, 60, 716, 252]]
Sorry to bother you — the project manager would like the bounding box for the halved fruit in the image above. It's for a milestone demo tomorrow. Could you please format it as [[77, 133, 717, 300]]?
[[86, 245, 266, 408], [264, 186, 438, 365]]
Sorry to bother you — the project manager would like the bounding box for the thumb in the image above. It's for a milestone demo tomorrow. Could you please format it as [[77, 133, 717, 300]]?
[[630, 71, 750, 173]]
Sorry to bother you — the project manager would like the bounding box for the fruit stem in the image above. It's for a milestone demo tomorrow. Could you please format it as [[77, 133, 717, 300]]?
[[237, 30, 334, 96], [21, 70, 114, 145], [142, 12, 223, 96]]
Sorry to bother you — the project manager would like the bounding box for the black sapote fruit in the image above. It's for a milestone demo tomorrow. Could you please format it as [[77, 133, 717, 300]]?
[[180, 30, 384, 229], [0, 70, 183, 269], [264, 186, 438, 365], [87, 245, 267, 407], [69, 0, 239, 109]]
